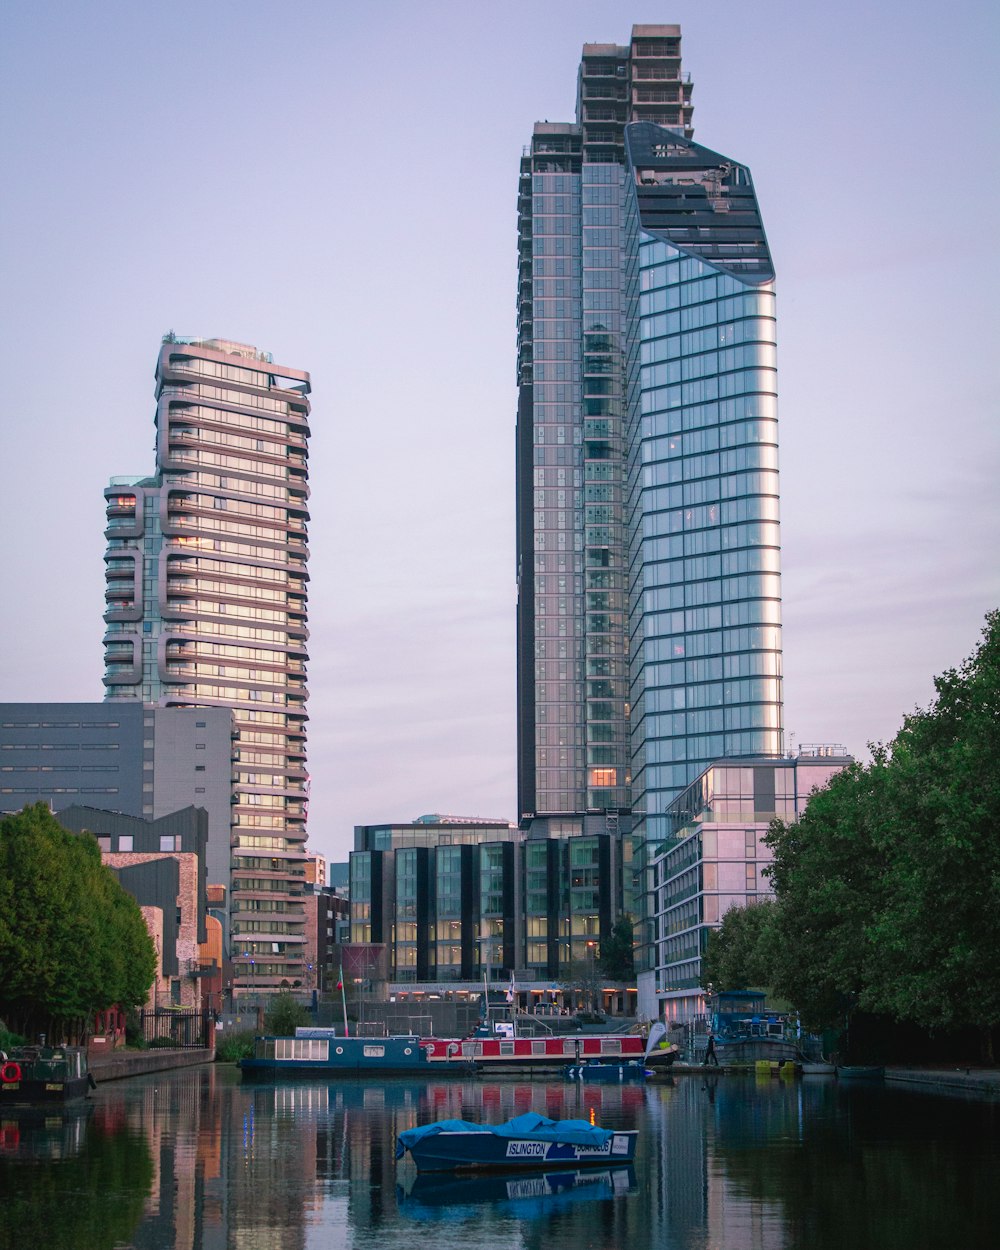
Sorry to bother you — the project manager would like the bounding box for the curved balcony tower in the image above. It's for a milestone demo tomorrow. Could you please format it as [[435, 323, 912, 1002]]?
[[103, 336, 311, 995]]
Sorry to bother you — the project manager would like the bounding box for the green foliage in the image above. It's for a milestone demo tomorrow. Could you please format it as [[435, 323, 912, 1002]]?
[[599, 915, 636, 980], [0, 803, 158, 1038], [215, 1029, 256, 1062], [1, 1025, 27, 1049], [263, 991, 311, 1037], [702, 899, 779, 992], [759, 613, 1000, 1040]]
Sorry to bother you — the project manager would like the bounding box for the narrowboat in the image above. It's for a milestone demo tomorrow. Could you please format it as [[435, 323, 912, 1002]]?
[[0, 1046, 96, 1107], [396, 1111, 638, 1173], [238, 1030, 474, 1079], [422, 1030, 650, 1073]]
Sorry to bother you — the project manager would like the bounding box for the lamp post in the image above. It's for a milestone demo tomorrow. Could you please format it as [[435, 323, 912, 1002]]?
[[586, 940, 597, 1014]]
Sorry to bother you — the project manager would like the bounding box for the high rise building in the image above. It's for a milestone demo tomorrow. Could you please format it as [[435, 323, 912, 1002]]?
[[516, 25, 695, 823], [103, 335, 311, 994], [516, 27, 784, 981]]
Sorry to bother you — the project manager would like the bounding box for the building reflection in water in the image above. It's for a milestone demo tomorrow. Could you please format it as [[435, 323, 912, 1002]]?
[[3, 1065, 997, 1249]]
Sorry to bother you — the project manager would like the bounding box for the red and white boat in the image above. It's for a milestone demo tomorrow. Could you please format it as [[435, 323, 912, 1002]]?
[[420, 1031, 650, 1072]]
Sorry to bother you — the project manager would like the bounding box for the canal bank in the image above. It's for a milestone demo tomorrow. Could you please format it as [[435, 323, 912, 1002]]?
[[89, 1046, 213, 1082], [886, 1066, 1000, 1098]]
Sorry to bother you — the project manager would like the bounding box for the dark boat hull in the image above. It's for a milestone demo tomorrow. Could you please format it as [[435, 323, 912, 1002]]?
[[0, 1076, 92, 1107], [0, 1047, 94, 1108], [564, 1062, 647, 1082], [404, 1129, 638, 1173]]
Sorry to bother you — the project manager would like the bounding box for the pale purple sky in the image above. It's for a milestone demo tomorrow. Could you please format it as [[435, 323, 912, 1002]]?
[[2, 0, 998, 863]]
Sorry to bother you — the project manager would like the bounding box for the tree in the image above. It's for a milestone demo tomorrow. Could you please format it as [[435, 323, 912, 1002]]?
[[702, 899, 778, 992], [761, 613, 1000, 1052], [599, 915, 635, 980], [0, 803, 157, 1040]]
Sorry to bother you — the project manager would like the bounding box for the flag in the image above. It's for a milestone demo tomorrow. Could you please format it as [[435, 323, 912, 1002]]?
[[505, 971, 516, 1004], [644, 1020, 667, 1061]]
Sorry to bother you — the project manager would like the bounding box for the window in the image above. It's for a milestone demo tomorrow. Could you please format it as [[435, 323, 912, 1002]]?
[[119, 836, 133, 852], [195, 765, 205, 772], [97, 837, 111, 852], [195, 744, 206, 750], [159, 835, 178, 852]]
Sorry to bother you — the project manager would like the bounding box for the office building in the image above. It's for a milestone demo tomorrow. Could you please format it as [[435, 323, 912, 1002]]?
[[516, 25, 694, 822], [0, 701, 234, 898], [103, 335, 312, 993], [516, 26, 785, 984], [647, 747, 850, 1021], [349, 815, 635, 1010]]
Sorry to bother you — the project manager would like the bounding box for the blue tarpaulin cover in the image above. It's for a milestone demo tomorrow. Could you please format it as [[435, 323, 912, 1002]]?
[[396, 1112, 615, 1159]]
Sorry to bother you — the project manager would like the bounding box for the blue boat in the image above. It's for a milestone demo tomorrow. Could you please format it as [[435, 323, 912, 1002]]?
[[239, 1032, 440, 1079], [564, 1060, 648, 1082], [396, 1111, 638, 1172]]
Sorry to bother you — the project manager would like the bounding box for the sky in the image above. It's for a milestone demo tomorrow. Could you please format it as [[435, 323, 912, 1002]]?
[[2, 0, 998, 864]]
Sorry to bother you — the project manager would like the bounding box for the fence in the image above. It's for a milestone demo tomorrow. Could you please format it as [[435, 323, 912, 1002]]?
[[135, 1009, 214, 1049]]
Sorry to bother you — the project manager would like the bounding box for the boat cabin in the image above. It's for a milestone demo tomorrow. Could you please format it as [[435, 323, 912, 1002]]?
[[710, 990, 789, 1042]]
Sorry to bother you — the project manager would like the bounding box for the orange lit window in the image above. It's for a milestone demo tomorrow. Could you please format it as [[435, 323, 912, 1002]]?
[[589, 768, 617, 787]]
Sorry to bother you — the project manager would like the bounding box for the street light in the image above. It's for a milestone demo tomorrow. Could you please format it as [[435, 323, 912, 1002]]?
[[586, 941, 597, 1014]]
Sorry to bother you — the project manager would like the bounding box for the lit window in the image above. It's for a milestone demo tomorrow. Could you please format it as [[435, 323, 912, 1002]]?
[[589, 768, 617, 786]]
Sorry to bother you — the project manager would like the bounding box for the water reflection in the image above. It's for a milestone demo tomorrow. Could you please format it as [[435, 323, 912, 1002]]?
[[0, 1065, 997, 1250], [397, 1166, 637, 1222]]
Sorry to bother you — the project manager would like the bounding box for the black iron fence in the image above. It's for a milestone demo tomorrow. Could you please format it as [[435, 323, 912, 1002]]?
[[135, 1009, 214, 1049]]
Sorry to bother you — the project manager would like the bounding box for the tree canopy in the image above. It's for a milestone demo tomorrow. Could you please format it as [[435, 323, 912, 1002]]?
[[703, 612, 1000, 1049], [599, 915, 636, 980], [0, 803, 157, 1040]]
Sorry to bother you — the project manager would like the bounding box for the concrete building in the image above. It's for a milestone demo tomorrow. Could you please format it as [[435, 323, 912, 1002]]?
[[56, 804, 214, 1011], [0, 701, 234, 906], [644, 746, 851, 1022], [102, 335, 312, 994]]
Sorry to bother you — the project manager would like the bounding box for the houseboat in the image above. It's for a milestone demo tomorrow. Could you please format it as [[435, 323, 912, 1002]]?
[[421, 1030, 651, 1073], [238, 1032, 451, 1079], [0, 1046, 95, 1108], [708, 990, 805, 1063]]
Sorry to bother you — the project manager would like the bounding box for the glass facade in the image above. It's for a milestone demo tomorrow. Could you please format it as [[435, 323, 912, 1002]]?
[[653, 751, 850, 1019], [348, 820, 629, 988], [516, 29, 786, 997], [517, 27, 693, 822], [621, 125, 784, 975]]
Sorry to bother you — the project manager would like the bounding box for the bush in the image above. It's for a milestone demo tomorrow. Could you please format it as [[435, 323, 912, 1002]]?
[[1, 1025, 27, 1050], [263, 991, 311, 1037], [148, 1036, 179, 1048], [215, 1030, 256, 1063]]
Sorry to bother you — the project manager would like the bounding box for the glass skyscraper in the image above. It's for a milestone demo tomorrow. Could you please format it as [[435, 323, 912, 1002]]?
[[516, 27, 784, 984], [516, 26, 695, 822], [103, 335, 312, 994]]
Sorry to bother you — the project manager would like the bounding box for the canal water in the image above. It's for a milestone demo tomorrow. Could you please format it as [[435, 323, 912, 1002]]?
[[1, 1064, 997, 1249]]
